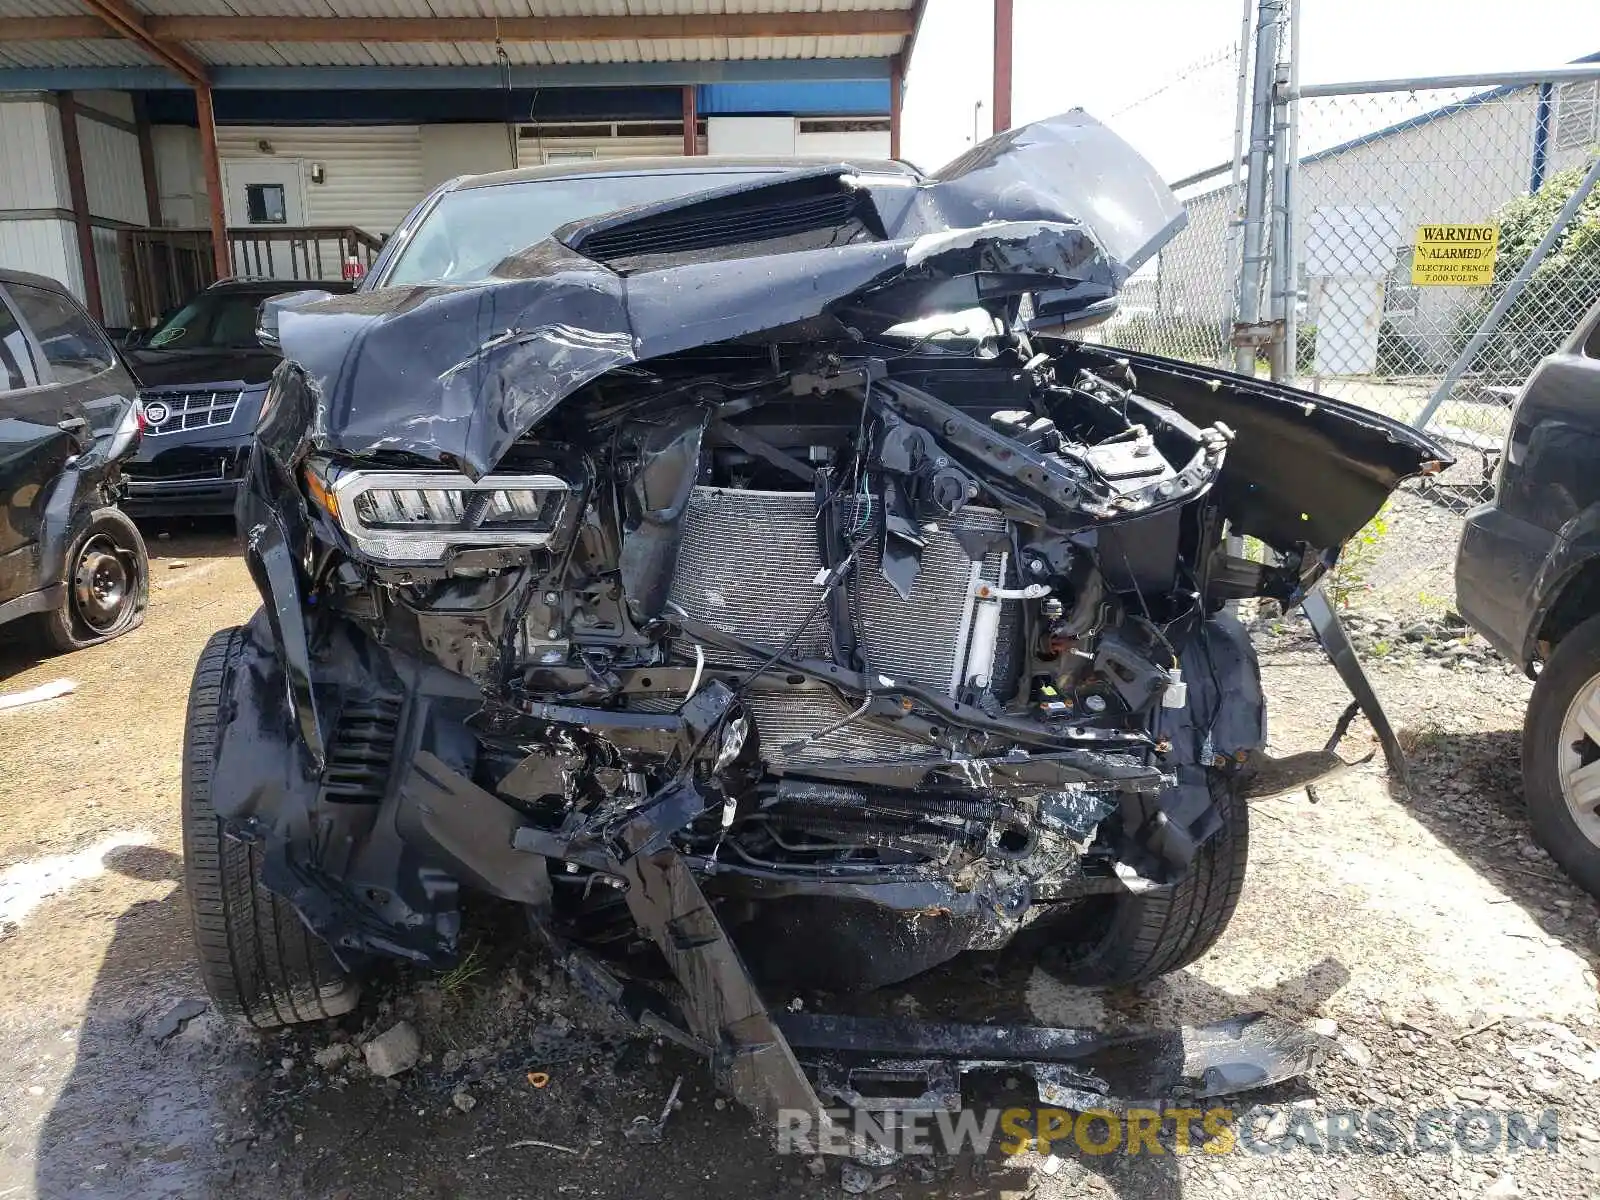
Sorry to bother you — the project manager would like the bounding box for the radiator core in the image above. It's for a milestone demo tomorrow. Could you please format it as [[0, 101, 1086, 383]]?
[[665, 487, 1012, 768]]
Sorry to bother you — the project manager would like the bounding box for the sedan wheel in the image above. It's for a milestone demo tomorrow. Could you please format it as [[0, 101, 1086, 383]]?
[[36, 507, 149, 653], [71, 533, 136, 634]]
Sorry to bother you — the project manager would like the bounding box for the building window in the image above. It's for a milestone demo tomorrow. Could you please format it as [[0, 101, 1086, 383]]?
[[245, 183, 288, 225], [797, 118, 892, 134], [1555, 80, 1599, 154]]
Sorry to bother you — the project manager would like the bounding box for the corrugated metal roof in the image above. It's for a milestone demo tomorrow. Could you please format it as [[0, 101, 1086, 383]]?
[[134, 0, 911, 13], [0, 0, 916, 72], [0, 39, 155, 68], [0, 0, 90, 15], [184, 35, 897, 67]]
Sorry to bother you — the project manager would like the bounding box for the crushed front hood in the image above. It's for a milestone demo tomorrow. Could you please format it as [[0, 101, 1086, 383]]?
[[273, 110, 1185, 479]]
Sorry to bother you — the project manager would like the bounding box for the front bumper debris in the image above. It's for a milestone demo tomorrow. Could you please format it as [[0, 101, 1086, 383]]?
[[383, 748, 1332, 1136], [537, 804, 1330, 1136]]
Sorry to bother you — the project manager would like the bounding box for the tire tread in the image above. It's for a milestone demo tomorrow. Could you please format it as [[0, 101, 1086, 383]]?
[[181, 626, 357, 1028], [1056, 773, 1249, 985]]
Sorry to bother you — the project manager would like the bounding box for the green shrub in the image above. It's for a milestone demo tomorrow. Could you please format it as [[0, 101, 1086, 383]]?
[[1452, 157, 1600, 384]]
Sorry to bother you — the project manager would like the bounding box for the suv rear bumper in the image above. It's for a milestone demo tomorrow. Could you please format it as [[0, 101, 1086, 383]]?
[[1456, 500, 1554, 670]]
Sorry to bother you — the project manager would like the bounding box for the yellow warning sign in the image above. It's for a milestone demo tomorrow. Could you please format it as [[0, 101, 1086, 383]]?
[[1411, 224, 1499, 286]]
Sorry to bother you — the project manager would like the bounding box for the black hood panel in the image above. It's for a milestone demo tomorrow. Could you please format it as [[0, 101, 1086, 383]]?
[[274, 110, 1186, 480]]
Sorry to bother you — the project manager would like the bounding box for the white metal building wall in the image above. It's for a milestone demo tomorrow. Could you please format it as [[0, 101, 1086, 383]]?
[[0, 96, 82, 312], [516, 130, 688, 163], [0, 219, 77, 292], [707, 115, 795, 156], [77, 112, 148, 227], [216, 125, 425, 238], [151, 124, 205, 227], [708, 117, 888, 159], [0, 96, 68, 210], [90, 226, 129, 327], [793, 127, 890, 158], [0, 92, 145, 323]]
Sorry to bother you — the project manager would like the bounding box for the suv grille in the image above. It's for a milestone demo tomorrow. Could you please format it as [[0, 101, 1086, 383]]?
[[140, 388, 241, 436]]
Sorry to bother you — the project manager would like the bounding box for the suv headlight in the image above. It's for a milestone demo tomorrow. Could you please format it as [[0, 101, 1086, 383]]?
[[321, 469, 570, 565]]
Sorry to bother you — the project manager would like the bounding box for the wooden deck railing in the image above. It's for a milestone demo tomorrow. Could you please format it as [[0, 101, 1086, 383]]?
[[117, 225, 384, 328]]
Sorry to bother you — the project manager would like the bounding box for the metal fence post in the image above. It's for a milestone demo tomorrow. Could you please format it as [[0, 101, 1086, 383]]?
[[1232, 0, 1284, 376], [1268, 54, 1293, 381], [1411, 152, 1600, 432], [1224, 0, 1256, 342], [1278, 0, 1302, 383]]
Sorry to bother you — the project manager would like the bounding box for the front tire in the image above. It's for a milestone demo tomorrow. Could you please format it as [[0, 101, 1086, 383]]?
[[181, 626, 359, 1028], [1038, 772, 1249, 986], [1522, 613, 1600, 898], [37, 507, 147, 652]]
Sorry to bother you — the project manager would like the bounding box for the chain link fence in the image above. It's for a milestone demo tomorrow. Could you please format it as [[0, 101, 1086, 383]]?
[[1290, 80, 1600, 615], [1096, 47, 1600, 619], [1088, 42, 1248, 367]]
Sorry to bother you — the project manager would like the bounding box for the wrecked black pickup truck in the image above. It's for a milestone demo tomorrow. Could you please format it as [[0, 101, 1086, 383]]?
[[181, 112, 1448, 1129]]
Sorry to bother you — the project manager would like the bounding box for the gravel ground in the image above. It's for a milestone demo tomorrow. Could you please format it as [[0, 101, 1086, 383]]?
[[0, 522, 1597, 1200]]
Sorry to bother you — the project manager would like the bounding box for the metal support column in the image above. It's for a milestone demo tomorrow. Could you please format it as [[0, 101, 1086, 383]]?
[[1223, 0, 1255, 339], [196, 83, 229, 279], [992, 0, 1013, 134], [1266, 0, 1299, 382], [1232, 0, 1283, 376], [56, 92, 102, 322], [889, 56, 903, 159], [681, 84, 698, 156], [132, 91, 162, 229]]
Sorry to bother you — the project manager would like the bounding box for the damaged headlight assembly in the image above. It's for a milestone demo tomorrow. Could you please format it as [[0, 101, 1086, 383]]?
[[190, 110, 1454, 1140], [310, 466, 571, 565]]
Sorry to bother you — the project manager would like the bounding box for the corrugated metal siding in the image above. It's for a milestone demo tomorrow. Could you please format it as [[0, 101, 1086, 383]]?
[[190, 34, 897, 65], [0, 219, 78, 295], [78, 114, 149, 225], [217, 126, 424, 238], [0, 40, 153, 68], [137, 0, 911, 15], [0, 0, 89, 14], [0, 1, 910, 68], [518, 132, 687, 163], [793, 127, 889, 157], [151, 124, 205, 227], [91, 224, 129, 327], [76, 90, 135, 123], [0, 98, 67, 210]]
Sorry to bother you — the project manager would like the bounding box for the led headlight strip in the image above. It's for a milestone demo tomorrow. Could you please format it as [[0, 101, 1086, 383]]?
[[326, 470, 570, 565]]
